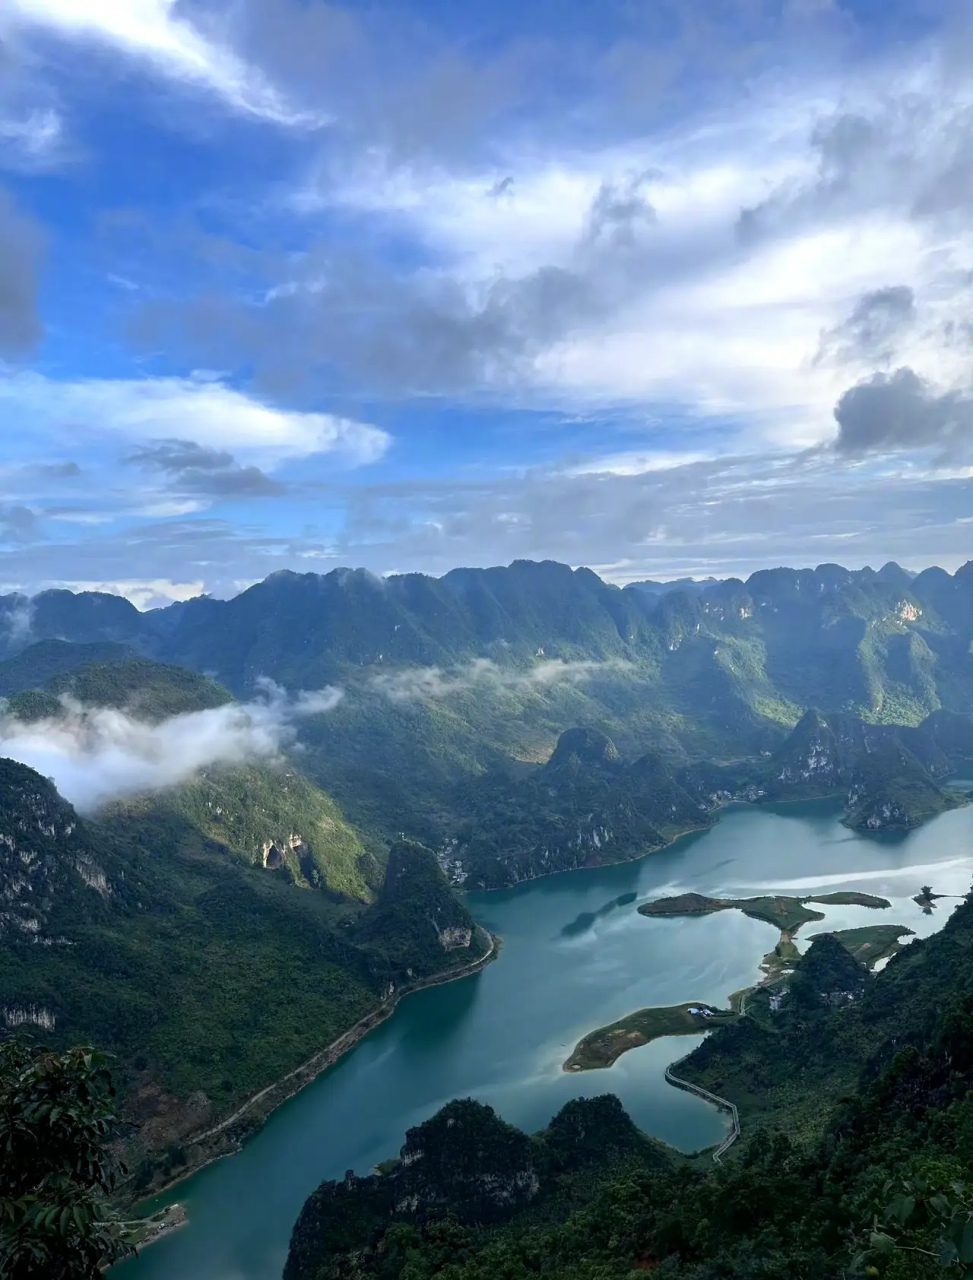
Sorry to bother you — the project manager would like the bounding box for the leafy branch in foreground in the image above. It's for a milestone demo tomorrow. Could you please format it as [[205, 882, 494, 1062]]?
[[855, 1175, 973, 1278], [0, 1040, 133, 1279]]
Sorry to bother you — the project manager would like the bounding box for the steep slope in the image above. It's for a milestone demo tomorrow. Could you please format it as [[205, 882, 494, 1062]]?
[[284, 889, 973, 1280], [113, 764, 379, 902], [0, 759, 114, 947], [284, 1094, 668, 1280], [1, 560, 971, 860], [450, 708, 971, 888], [450, 728, 713, 889], [354, 839, 484, 984], [765, 708, 965, 829], [0, 639, 137, 697], [0, 765, 489, 1191], [1, 655, 378, 901]]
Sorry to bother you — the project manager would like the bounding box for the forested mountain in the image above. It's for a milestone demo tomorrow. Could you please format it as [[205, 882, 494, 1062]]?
[[1, 560, 972, 1194], [285, 889, 973, 1279], [2, 559, 972, 865], [2, 560, 971, 723], [0, 659, 489, 1190]]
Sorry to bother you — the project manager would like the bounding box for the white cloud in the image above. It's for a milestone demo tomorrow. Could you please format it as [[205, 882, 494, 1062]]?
[[0, 681, 343, 811], [370, 657, 630, 701], [0, 372, 390, 469], [62, 578, 206, 609], [3, 0, 317, 125], [299, 51, 973, 453], [0, 106, 64, 168]]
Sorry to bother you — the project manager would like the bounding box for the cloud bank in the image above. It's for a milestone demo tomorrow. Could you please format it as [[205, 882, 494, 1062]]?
[[369, 657, 630, 702], [0, 681, 343, 812]]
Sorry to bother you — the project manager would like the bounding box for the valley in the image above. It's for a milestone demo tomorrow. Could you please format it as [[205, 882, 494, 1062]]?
[[1, 558, 972, 1276], [114, 797, 973, 1280]]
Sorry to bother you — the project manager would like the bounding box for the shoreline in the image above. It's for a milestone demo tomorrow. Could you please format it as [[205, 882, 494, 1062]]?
[[131, 926, 500, 1227], [465, 818, 716, 894], [465, 784, 965, 896]]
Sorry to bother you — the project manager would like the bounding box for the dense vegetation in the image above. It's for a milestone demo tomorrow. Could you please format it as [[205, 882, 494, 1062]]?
[[1, 559, 972, 1205], [0, 753, 487, 1190], [3, 559, 973, 858], [0, 1040, 131, 1278], [286, 891, 973, 1279], [113, 762, 380, 902], [448, 710, 969, 887]]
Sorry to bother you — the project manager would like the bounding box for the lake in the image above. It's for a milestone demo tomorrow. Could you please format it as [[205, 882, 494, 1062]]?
[[117, 795, 973, 1280]]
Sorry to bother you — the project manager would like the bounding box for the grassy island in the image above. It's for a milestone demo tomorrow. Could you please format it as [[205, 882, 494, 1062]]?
[[812, 924, 915, 967], [638, 890, 891, 932], [564, 1003, 739, 1072], [566, 888, 906, 1073]]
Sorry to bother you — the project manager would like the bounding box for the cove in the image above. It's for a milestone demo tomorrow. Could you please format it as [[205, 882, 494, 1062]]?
[[116, 796, 973, 1280]]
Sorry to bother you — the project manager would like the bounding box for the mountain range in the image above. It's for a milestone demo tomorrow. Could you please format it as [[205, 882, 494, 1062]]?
[[1, 558, 972, 1189]]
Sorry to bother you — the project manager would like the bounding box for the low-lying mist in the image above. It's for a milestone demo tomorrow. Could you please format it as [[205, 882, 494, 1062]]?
[[369, 657, 631, 701], [0, 681, 343, 813]]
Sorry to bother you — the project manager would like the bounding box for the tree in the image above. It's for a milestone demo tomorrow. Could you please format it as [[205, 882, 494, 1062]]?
[[0, 1039, 133, 1279], [921, 886, 934, 899]]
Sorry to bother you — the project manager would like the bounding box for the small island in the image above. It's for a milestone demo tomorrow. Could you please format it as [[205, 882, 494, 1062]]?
[[566, 888, 909, 1073], [637, 890, 891, 931], [564, 1003, 740, 1072], [913, 884, 951, 911]]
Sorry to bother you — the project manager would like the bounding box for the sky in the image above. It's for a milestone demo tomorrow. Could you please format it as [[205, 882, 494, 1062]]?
[[0, 0, 972, 605]]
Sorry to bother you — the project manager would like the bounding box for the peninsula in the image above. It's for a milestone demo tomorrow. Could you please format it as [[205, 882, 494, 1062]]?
[[565, 889, 907, 1071]]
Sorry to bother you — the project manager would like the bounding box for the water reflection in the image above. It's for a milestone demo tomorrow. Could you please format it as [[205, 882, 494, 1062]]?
[[117, 797, 973, 1280]]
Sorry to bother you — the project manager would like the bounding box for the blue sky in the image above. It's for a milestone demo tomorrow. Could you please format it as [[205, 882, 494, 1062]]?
[[0, 0, 971, 604]]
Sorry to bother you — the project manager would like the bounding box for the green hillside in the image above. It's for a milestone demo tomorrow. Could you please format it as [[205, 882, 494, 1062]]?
[[0, 761, 486, 1191], [113, 763, 379, 903], [285, 888, 973, 1280]]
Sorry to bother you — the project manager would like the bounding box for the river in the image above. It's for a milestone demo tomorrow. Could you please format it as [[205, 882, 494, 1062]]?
[[117, 794, 973, 1280]]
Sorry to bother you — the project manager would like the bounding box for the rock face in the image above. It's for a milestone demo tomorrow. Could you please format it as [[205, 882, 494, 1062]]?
[[284, 1094, 665, 1280], [354, 839, 479, 983], [0, 758, 112, 941], [767, 709, 964, 830]]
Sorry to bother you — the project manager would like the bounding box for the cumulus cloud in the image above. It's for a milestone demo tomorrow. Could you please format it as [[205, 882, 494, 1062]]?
[[0, 680, 343, 812], [833, 367, 973, 456], [0, 373, 390, 470], [127, 438, 287, 498], [370, 657, 630, 702]]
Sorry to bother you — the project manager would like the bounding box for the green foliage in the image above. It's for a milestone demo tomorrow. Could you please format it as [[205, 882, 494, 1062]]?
[[0, 765, 481, 1189], [355, 839, 481, 984], [565, 1003, 739, 1072], [113, 762, 378, 902], [44, 658, 232, 722], [286, 889, 973, 1280], [0, 640, 136, 698], [0, 1040, 132, 1279]]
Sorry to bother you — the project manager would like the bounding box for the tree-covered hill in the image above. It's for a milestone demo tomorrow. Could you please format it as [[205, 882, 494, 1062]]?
[[284, 888, 973, 1280], [0, 654, 380, 898], [443, 710, 971, 888], [2, 560, 971, 860], [0, 758, 488, 1191]]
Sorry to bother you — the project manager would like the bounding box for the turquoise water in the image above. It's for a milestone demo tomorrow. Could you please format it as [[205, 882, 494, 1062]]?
[[117, 797, 973, 1280]]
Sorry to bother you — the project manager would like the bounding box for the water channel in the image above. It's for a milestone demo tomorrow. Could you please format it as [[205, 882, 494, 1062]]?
[[118, 794, 973, 1280]]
